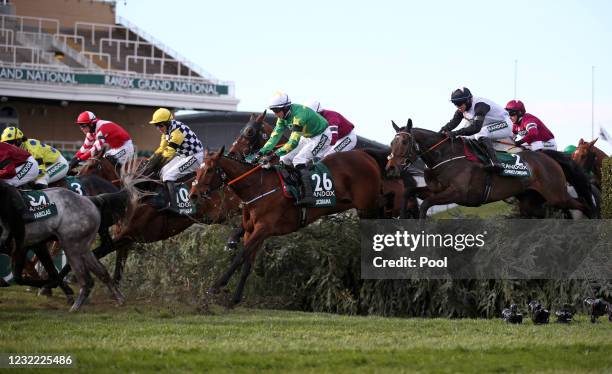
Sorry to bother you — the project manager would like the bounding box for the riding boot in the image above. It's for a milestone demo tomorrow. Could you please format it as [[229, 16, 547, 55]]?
[[165, 181, 178, 211], [295, 164, 316, 206], [479, 138, 503, 172]]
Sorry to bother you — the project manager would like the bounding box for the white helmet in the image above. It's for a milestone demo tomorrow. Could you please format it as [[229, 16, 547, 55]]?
[[268, 91, 291, 109], [308, 100, 323, 113]]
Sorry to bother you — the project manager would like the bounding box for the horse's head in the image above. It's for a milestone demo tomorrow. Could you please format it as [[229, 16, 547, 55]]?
[[190, 146, 227, 201], [573, 138, 598, 172], [79, 156, 119, 183], [385, 119, 417, 176], [228, 111, 269, 159]]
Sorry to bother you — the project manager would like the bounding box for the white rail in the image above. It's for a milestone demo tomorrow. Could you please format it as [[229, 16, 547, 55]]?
[[0, 14, 59, 35]]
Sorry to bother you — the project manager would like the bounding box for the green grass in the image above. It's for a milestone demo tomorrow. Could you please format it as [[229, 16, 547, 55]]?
[[1, 287, 611, 373], [433, 200, 515, 219]]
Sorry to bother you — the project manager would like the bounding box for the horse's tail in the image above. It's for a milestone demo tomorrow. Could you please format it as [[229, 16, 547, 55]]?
[[0, 181, 26, 250], [541, 149, 596, 216], [88, 191, 129, 229]]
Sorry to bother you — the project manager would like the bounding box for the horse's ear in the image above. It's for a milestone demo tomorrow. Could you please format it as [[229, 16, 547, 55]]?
[[406, 118, 413, 131], [392, 120, 401, 133], [589, 138, 598, 147], [579, 138, 585, 145], [218, 145, 225, 156], [204, 147, 209, 158], [255, 110, 266, 124]]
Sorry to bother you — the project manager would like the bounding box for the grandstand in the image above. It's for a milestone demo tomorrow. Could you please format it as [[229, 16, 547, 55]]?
[[0, 0, 238, 153]]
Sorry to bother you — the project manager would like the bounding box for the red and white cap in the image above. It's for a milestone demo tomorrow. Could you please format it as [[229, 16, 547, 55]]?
[[75, 111, 97, 125]]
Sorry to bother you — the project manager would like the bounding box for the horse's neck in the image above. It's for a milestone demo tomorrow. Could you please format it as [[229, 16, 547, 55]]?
[[220, 156, 276, 200], [414, 130, 463, 166]]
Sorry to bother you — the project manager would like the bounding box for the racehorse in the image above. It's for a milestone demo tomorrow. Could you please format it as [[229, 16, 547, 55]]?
[[228, 112, 420, 218], [9, 174, 119, 295], [190, 146, 385, 307], [572, 138, 609, 189], [73, 156, 243, 283], [385, 120, 595, 218], [0, 180, 136, 312]]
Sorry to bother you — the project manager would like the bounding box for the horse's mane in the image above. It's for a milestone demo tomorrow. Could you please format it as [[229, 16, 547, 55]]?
[[0, 181, 25, 249]]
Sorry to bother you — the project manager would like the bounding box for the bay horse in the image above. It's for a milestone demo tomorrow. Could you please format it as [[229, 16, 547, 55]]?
[[228, 112, 420, 218], [0, 180, 136, 311], [72, 156, 243, 283], [386, 120, 595, 218], [190, 146, 385, 307], [572, 138, 609, 189]]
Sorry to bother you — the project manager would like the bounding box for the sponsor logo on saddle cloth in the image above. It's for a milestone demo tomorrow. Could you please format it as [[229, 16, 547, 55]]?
[[19, 190, 58, 222], [497, 152, 531, 177], [16, 161, 33, 180], [174, 183, 196, 215]]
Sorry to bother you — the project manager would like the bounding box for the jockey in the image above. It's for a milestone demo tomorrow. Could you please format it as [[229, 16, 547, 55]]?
[[505, 100, 557, 151], [308, 101, 357, 157], [257, 92, 332, 206], [1, 126, 68, 189], [0, 141, 39, 188], [439, 87, 513, 171], [70, 111, 134, 170], [149, 108, 204, 211]]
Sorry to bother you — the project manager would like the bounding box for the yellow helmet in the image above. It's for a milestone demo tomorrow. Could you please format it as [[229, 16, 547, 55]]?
[[1, 126, 24, 143], [149, 108, 174, 125]]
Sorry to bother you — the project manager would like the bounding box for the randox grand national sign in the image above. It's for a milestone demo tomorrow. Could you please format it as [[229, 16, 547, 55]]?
[[0, 67, 229, 96]]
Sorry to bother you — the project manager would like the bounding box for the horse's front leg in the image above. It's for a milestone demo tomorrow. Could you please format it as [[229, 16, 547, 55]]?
[[229, 226, 268, 308], [224, 225, 245, 251], [419, 187, 460, 219], [12, 244, 51, 289]]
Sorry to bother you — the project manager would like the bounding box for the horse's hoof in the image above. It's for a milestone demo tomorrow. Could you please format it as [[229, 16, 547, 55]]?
[[38, 287, 52, 297], [69, 304, 81, 313]]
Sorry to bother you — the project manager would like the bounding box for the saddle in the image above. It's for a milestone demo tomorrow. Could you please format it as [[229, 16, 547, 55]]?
[[463, 139, 531, 178], [275, 163, 336, 208]]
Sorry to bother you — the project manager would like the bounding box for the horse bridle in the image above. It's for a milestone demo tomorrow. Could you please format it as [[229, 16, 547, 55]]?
[[193, 165, 228, 199], [390, 130, 451, 169], [236, 121, 268, 157]]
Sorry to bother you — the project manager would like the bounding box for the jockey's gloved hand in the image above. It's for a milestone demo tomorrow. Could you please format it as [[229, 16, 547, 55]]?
[[514, 139, 525, 146], [258, 153, 277, 168], [68, 157, 80, 170]]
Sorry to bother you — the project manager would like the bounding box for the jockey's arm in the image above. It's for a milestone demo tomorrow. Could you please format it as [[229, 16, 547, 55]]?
[[440, 110, 464, 132], [276, 131, 301, 157], [0, 159, 16, 178], [259, 121, 286, 155], [90, 131, 109, 157], [453, 102, 490, 137], [519, 122, 539, 144], [75, 132, 96, 160], [160, 128, 185, 159]]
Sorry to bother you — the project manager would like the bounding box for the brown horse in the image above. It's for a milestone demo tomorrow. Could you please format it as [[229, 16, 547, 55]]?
[[386, 120, 595, 218], [190, 146, 385, 307], [228, 112, 420, 218], [572, 138, 609, 189], [71, 156, 243, 283]]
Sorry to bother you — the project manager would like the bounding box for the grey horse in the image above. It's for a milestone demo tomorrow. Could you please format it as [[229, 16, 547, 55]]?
[[0, 180, 137, 312]]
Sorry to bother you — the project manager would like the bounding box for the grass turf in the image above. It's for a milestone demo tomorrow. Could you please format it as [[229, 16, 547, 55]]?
[[1, 286, 611, 373]]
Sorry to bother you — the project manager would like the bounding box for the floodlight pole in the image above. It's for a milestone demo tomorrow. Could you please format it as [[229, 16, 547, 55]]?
[[591, 65, 595, 139], [513, 60, 518, 99]]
